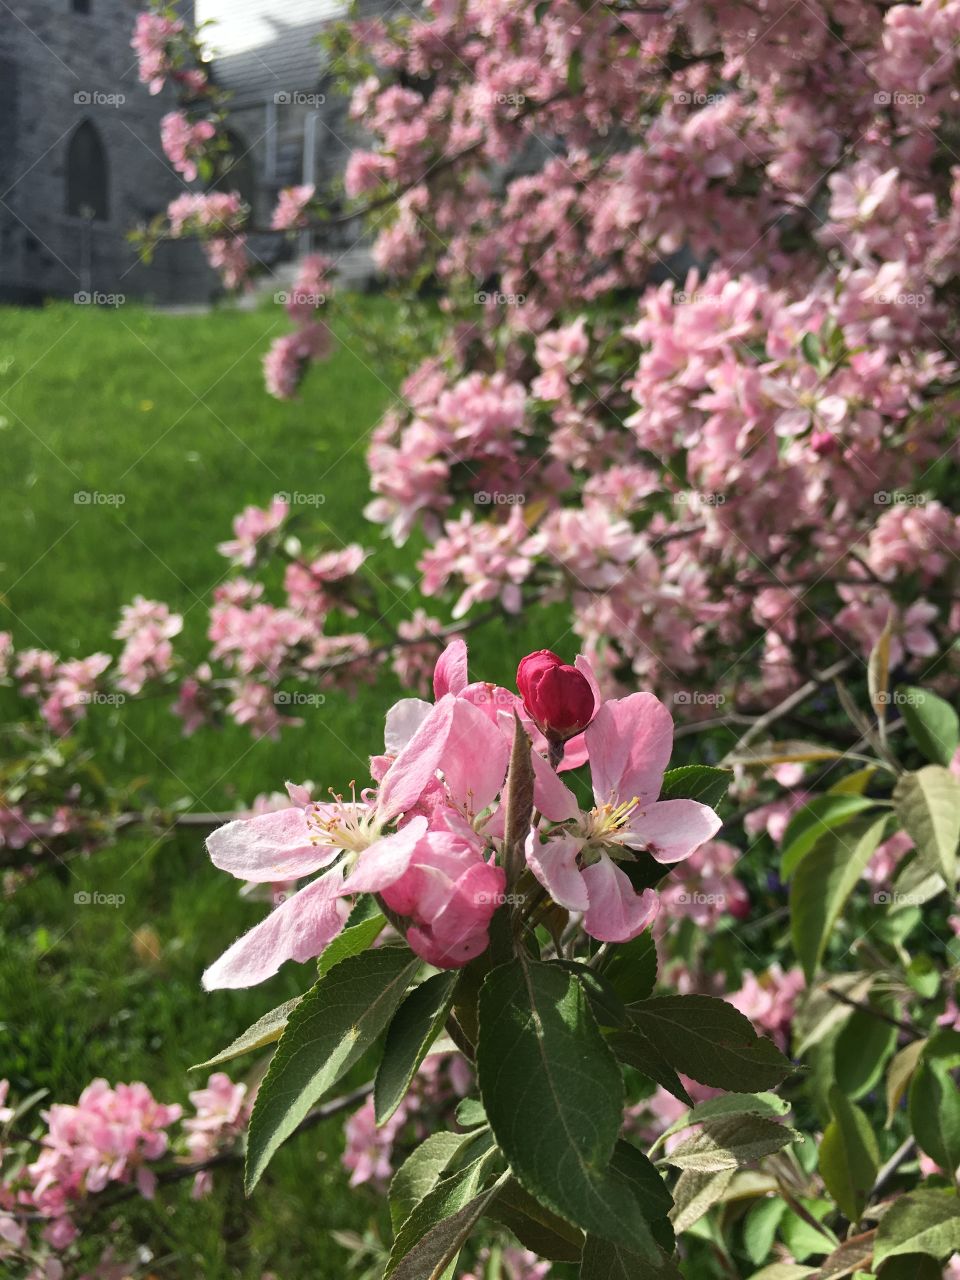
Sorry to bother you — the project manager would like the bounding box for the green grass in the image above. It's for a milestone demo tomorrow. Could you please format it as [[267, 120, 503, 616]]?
[[0, 298, 561, 1277]]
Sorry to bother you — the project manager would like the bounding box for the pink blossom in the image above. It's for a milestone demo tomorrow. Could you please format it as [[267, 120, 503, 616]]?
[[160, 112, 215, 182], [131, 12, 184, 94], [217, 498, 288, 568], [271, 184, 315, 231]]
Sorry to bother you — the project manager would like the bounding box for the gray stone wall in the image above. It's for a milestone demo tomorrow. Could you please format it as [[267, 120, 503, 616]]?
[[0, 0, 209, 303]]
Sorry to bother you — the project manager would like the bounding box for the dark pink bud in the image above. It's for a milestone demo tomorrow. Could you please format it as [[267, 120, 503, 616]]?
[[516, 649, 597, 742]]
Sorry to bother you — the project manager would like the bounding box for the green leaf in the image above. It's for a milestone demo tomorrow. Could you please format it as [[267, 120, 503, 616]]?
[[245, 947, 420, 1192], [629, 995, 794, 1091], [873, 1188, 960, 1265], [906, 954, 939, 999], [579, 1235, 683, 1279], [390, 1132, 473, 1232], [790, 814, 890, 981], [387, 1149, 500, 1275], [603, 929, 657, 1003], [376, 970, 460, 1124], [894, 766, 960, 886], [389, 1167, 507, 1280], [818, 1085, 879, 1224], [556, 960, 627, 1027], [780, 796, 877, 880], [487, 1177, 584, 1261], [477, 955, 660, 1254], [191, 996, 300, 1070], [876, 1253, 944, 1278], [834, 998, 898, 1101], [909, 1030, 960, 1174], [660, 765, 731, 810], [455, 1098, 486, 1129], [669, 1166, 736, 1233], [650, 1092, 791, 1155], [800, 331, 822, 366], [743, 1197, 788, 1265], [316, 904, 386, 979], [869, 617, 894, 723], [608, 1027, 693, 1105], [661, 1114, 800, 1172], [885, 1038, 926, 1128], [611, 1139, 674, 1224], [747, 1268, 816, 1280], [567, 48, 583, 93], [899, 687, 960, 767]]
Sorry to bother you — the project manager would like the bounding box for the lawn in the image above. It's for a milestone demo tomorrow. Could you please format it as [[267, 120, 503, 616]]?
[[0, 298, 557, 1277]]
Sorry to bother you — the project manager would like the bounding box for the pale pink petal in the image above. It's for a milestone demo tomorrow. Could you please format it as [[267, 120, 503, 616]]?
[[206, 807, 341, 883], [202, 867, 348, 990], [384, 698, 433, 755], [525, 832, 589, 911], [586, 693, 674, 806], [529, 747, 580, 822], [581, 856, 659, 942], [338, 816, 429, 894], [433, 638, 468, 699], [378, 695, 455, 819], [574, 654, 602, 713], [442, 698, 509, 815], [623, 798, 722, 864]]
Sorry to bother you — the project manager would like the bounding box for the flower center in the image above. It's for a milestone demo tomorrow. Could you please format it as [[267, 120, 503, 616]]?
[[308, 787, 383, 854]]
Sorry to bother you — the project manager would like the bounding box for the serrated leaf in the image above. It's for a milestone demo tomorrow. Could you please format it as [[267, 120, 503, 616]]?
[[390, 1132, 473, 1232], [316, 905, 386, 979], [245, 947, 420, 1192], [376, 970, 460, 1124], [477, 955, 660, 1254], [899, 687, 960, 766], [389, 1166, 507, 1280], [885, 1038, 926, 1128], [909, 1030, 960, 1174], [609, 1027, 693, 1105], [387, 1148, 500, 1275], [579, 1234, 683, 1279], [660, 765, 731, 810], [819, 1085, 878, 1224], [873, 1189, 960, 1265], [629, 995, 793, 1091], [780, 796, 878, 880], [790, 814, 890, 982], [670, 1166, 737, 1233], [603, 929, 657, 1003], [893, 766, 960, 886], [487, 1177, 584, 1261], [661, 1113, 800, 1172], [650, 1092, 791, 1155], [191, 996, 300, 1070]]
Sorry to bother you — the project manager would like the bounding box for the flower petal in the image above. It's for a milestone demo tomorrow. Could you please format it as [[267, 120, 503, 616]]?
[[433, 638, 468, 699], [202, 867, 348, 990], [384, 698, 433, 756], [586, 693, 674, 806], [624, 798, 722, 864], [206, 807, 341, 883], [525, 832, 589, 911], [529, 746, 580, 822], [581, 856, 659, 942], [442, 698, 509, 815], [338, 816, 429, 894], [377, 695, 455, 819]]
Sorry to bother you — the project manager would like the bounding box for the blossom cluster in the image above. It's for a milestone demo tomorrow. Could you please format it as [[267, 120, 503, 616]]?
[[200, 641, 720, 986]]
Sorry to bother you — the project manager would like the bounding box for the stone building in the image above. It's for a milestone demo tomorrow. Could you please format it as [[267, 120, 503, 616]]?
[[0, 0, 391, 303]]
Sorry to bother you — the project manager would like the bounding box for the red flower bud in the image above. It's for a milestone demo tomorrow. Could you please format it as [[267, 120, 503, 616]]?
[[516, 649, 597, 742]]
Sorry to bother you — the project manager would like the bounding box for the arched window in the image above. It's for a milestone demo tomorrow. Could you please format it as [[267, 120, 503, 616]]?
[[65, 120, 109, 221]]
